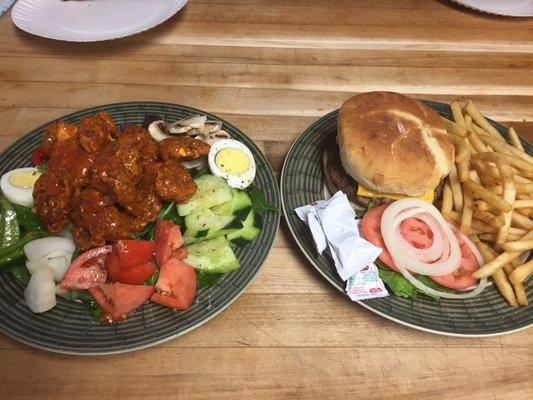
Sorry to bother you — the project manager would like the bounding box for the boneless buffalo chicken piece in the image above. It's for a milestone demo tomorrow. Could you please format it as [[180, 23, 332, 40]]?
[[159, 137, 210, 162], [33, 114, 205, 250]]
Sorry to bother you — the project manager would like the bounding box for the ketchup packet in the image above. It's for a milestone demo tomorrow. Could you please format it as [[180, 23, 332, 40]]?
[[345, 263, 389, 300]]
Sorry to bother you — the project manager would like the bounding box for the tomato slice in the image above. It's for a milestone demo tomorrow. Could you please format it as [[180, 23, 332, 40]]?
[[360, 205, 399, 272], [105, 248, 157, 285], [88, 283, 155, 322], [430, 238, 480, 290], [361, 204, 480, 290], [151, 258, 197, 311], [154, 220, 184, 267], [114, 239, 155, 269], [60, 245, 112, 289]]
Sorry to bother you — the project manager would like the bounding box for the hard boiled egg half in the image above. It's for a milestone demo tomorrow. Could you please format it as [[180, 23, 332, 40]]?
[[1, 167, 41, 207], [208, 139, 256, 189]]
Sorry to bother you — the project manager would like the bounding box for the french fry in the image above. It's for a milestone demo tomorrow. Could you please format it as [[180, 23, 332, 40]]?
[[451, 101, 466, 132], [508, 127, 524, 152], [472, 230, 533, 279], [473, 238, 518, 307], [510, 212, 533, 230], [471, 160, 532, 185], [464, 114, 473, 132], [467, 130, 490, 153], [514, 199, 533, 208], [442, 117, 466, 137], [487, 184, 533, 195], [473, 151, 533, 174], [509, 227, 528, 236], [502, 239, 533, 253], [469, 170, 481, 184], [494, 155, 515, 248], [449, 165, 463, 211], [464, 100, 506, 143], [477, 132, 533, 165], [509, 259, 533, 285], [464, 179, 512, 213], [472, 208, 504, 229], [479, 233, 523, 242], [457, 160, 470, 182], [449, 134, 470, 164], [461, 186, 473, 235], [441, 181, 453, 218], [514, 283, 528, 306]]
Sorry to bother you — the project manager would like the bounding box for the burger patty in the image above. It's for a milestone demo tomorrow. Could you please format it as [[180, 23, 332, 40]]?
[[324, 141, 444, 207]]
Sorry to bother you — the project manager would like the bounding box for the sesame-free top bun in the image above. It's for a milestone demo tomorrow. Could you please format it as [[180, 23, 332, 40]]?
[[337, 91, 455, 196]]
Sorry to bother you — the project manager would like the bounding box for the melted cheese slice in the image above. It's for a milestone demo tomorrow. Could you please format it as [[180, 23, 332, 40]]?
[[356, 183, 435, 203]]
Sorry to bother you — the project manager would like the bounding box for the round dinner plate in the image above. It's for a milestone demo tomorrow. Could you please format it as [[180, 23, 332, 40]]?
[[451, 0, 533, 16], [281, 99, 532, 337], [0, 102, 280, 354], [11, 0, 188, 42]]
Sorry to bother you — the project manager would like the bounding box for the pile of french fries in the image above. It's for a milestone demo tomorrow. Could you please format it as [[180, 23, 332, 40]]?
[[441, 99, 533, 307]]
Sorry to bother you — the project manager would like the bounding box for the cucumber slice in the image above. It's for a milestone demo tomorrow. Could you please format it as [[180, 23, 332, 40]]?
[[185, 237, 240, 273], [183, 208, 243, 244], [227, 210, 261, 248], [177, 175, 233, 216], [212, 189, 252, 221]]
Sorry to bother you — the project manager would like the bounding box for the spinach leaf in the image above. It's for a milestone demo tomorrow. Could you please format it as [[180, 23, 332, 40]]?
[[145, 270, 159, 286], [12, 204, 46, 233], [247, 185, 279, 214], [69, 289, 103, 320], [190, 165, 209, 179], [196, 270, 221, 288]]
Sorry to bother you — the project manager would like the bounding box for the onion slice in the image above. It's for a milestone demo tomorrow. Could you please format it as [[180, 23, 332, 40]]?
[[380, 198, 487, 298], [24, 266, 57, 313], [381, 199, 461, 276]]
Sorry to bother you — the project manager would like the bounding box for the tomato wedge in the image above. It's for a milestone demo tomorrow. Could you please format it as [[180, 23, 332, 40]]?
[[151, 258, 197, 311], [88, 283, 155, 322], [360, 205, 399, 272], [154, 220, 184, 267], [60, 245, 112, 289], [114, 239, 155, 269], [105, 248, 157, 285]]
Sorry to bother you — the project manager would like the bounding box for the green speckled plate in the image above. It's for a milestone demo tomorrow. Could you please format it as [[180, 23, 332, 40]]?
[[0, 102, 280, 354], [281, 99, 532, 337]]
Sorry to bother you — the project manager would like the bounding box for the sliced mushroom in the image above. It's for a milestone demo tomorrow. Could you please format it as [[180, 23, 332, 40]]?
[[167, 122, 191, 134], [148, 120, 172, 142], [178, 115, 207, 129], [199, 120, 223, 135], [204, 129, 231, 145]]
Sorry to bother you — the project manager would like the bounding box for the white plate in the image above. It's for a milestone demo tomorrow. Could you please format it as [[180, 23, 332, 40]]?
[[452, 0, 533, 16], [12, 0, 188, 42]]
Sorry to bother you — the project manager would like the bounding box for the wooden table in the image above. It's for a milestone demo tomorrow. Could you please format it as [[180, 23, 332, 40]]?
[[0, 1, 532, 399]]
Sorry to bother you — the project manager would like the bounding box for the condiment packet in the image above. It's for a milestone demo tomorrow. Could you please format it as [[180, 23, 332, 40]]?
[[345, 263, 389, 301], [294, 191, 383, 281]]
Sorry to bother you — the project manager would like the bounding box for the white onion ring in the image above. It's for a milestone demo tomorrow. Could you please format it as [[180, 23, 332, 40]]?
[[381, 199, 462, 276], [449, 223, 484, 267]]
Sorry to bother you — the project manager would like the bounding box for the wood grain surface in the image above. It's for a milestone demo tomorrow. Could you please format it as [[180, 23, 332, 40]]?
[[0, 1, 532, 399]]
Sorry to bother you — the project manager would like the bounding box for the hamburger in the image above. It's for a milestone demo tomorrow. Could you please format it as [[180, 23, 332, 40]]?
[[324, 92, 455, 208]]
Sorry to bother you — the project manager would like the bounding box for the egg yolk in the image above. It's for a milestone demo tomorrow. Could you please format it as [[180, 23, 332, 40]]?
[[215, 148, 249, 174], [9, 171, 41, 189]]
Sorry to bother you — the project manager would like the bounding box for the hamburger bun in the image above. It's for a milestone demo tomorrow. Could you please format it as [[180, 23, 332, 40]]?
[[337, 91, 455, 196]]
